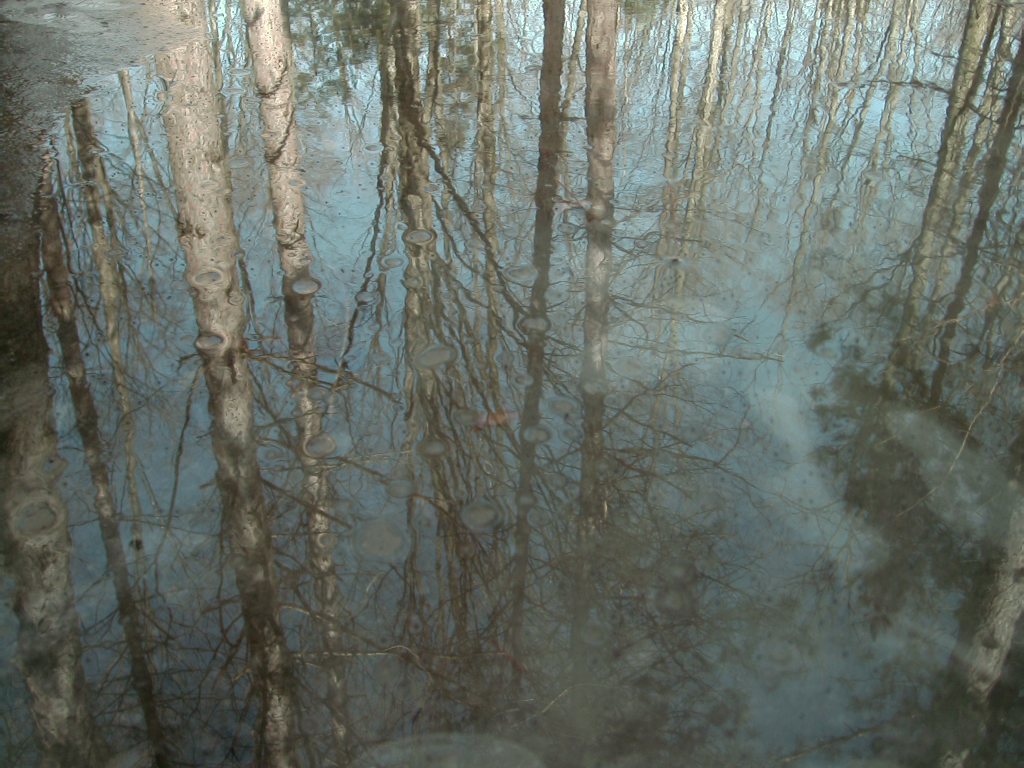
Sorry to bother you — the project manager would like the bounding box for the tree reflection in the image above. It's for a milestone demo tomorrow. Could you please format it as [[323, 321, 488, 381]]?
[[567, 0, 618, 760], [1, 152, 110, 768], [6, 0, 1024, 765], [242, 0, 352, 758], [160, 2, 300, 763], [510, 0, 566, 671], [890, 0, 1004, 388], [49, 104, 172, 766], [816, 6, 1024, 766], [919, 23, 1024, 768]]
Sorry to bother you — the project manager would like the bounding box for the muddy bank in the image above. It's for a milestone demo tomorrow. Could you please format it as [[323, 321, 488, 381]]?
[[1, 0, 197, 219], [0, 0, 196, 486]]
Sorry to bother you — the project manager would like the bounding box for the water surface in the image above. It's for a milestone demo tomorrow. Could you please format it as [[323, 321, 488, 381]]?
[[1, 1, 1023, 767]]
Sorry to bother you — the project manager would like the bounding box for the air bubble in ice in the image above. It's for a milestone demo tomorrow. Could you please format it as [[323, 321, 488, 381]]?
[[505, 264, 538, 283], [520, 317, 550, 333], [195, 333, 226, 351], [11, 497, 59, 536], [354, 518, 409, 561], [291, 277, 321, 296], [192, 269, 225, 287], [302, 434, 337, 459], [521, 425, 552, 444], [460, 498, 503, 532], [413, 344, 456, 371], [402, 228, 436, 247], [386, 476, 416, 498], [417, 439, 447, 458]]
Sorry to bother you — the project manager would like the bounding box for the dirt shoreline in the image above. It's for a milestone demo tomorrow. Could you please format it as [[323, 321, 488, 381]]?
[[0, 0, 196, 467]]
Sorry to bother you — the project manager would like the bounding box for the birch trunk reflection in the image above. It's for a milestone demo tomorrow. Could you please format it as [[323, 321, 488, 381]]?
[[71, 98, 149, 575], [654, 0, 689, 268], [158, 10, 299, 764], [565, 2, 618, 751], [927, 26, 1024, 768], [849, 0, 913, 236], [477, 0, 503, 393], [947, 15, 1020, 228], [40, 140, 170, 767], [241, 0, 313, 279], [241, 0, 349, 754], [929, 25, 1024, 404], [119, 69, 159, 289], [580, 0, 617, 531], [892, 0, 1000, 383], [0, 153, 109, 768], [669, 0, 732, 305], [392, 0, 473, 658]]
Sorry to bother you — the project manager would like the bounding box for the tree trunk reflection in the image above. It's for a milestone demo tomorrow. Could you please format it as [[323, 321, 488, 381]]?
[[569, 0, 618, 752], [891, 0, 1001, 385], [43, 126, 171, 767], [926, 25, 1024, 768], [242, 0, 350, 756], [0, 152, 109, 768], [579, 0, 616, 532], [510, 0, 565, 671], [159, 9, 299, 764]]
